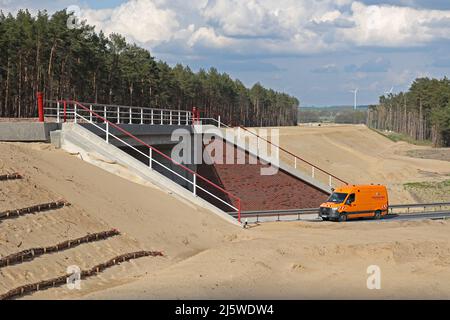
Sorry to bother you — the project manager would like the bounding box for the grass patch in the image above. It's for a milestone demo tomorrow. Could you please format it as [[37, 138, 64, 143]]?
[[369, 128, 433, 146], [404, 181, 431, 189], [404, 180, 450, 189], [404, 179, 450, 202]]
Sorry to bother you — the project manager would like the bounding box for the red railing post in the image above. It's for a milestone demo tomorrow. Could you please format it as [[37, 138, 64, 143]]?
[[192, 107, 197, 124], [63, 100, 67, 123], [37, 92, 44, 122]]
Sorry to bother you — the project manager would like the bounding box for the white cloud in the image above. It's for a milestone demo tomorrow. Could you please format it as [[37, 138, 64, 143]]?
[[25, 0, 450, 55], [312, 63, 339, 74], [0, 0, 73, 16], [341, 2, 450, 47], [386, 69, 432, 87], [200, 1, 450, 52], [0, 0, 14, 5], [203, 0, 283, 38], [187, 26, 234, 48], [202, 0, 351, 40], [80, 0, 180, 47]]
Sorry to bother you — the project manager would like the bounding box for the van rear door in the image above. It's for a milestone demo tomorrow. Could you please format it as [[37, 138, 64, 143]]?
[[377, 186, 389, 216]]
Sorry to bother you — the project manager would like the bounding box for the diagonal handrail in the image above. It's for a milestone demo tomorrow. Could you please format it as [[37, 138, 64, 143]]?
[[63, 100, 242, 222], [238, 126, 349, 186], [191, 115, 348, 187]]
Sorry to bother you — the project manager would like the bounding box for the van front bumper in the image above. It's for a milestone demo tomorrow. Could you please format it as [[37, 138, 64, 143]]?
[[319, 207, 339, 218]]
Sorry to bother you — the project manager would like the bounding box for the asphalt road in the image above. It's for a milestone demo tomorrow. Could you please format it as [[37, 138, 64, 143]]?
[[242, 211, 450, 224], [382, 211, 450, 222]]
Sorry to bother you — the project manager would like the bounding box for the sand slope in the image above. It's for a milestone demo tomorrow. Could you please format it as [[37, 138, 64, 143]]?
[[0, 142, 238, 299]]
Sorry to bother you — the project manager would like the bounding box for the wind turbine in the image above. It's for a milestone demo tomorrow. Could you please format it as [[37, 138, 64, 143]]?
[[385, 86, 394, 96], [350, 88, 358, 110]]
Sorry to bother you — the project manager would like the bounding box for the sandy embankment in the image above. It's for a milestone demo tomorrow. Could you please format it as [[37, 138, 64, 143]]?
[[0, 142, 236, 299]]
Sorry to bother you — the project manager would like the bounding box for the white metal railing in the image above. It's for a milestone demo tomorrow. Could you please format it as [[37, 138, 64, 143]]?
[[63, 100, 242, 221], [44, 100, 192, 126], [237, 126, 349, 188]]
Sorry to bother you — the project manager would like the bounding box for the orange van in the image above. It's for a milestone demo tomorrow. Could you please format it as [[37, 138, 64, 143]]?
[[319, 185, 389, 222]]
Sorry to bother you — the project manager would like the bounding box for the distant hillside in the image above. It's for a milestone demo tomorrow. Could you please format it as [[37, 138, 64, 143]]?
[[368, 77, 450, 147], [298, 105, 368, 124], [301, 105, 369, 111]]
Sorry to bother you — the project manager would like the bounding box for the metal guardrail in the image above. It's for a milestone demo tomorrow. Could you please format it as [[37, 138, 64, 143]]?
[[389, 202, 450, 214], [231, 202, 450, 223], [230, 208, 319, 223], [231, 208, 319, 217]]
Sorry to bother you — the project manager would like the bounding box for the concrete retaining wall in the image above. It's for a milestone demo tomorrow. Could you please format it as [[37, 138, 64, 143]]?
[[197, 140, 329, 211], [0, 123, 60, 142]]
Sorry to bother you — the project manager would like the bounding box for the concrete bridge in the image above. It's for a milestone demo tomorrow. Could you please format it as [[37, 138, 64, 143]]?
[[0, 97, 346, 224]]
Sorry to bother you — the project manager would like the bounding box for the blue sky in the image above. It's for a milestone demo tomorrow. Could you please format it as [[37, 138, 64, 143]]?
[[2, 0, 450, 106]]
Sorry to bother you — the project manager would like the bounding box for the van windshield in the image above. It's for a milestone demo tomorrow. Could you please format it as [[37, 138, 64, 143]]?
[[327, 192, 348, 204]]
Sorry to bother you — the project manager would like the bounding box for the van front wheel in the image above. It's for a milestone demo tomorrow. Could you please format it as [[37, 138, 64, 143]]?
[[338, 213, 347, 222], [374, 210, 382, 220]]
